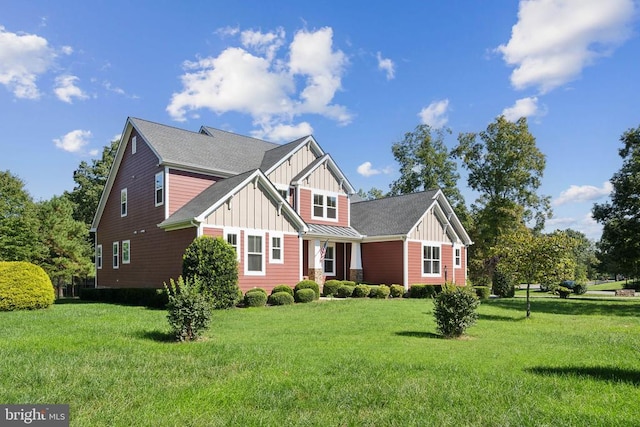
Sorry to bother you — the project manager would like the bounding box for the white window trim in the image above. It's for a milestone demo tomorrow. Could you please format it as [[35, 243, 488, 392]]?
[[96, 244, 102, 270], [112, 242, 119, 269], [422, 242, 441, 277], [120, 188, 128, 217], [323, 242, 336, 276], [122, 240, 131, 264], [131, 136, 137, 154], [270, 232, 284, 264], [454, 244, 462, 268], [155, 171, 164, 207], [224, 228, 241, 261], [244, 231, 265, 276], [311, 190, 339, 222]]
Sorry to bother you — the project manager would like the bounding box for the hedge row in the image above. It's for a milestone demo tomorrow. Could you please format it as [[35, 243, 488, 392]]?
[[79, 287, 168, 308]]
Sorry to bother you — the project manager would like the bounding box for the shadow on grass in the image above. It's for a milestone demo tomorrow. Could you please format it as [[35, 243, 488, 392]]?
[[395, 331, 441, 339], [485, 298, 639, 317], [478, 313, 526, 322], [526, 366, 640, 386], [54, 298, 96, 305], [134, 329, 175, 343]]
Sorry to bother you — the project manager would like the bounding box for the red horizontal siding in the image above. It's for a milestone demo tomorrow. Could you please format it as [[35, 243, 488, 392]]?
[[362, 241, 403, 285], [168, 169, 219, 216]]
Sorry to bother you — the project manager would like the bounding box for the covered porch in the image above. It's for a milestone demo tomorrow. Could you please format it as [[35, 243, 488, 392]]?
[[302, 224, 364, 284]]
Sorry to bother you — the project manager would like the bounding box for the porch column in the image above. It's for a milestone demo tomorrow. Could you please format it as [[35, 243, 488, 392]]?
[[307, 239, 324, 284], [349, 241, 363, 283]]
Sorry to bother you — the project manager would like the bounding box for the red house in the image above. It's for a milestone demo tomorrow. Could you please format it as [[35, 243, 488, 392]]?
[[91, 117, 473, 293]]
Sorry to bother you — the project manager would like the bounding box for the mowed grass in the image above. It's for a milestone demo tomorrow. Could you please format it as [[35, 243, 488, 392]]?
[[1, 297, 639, 426]]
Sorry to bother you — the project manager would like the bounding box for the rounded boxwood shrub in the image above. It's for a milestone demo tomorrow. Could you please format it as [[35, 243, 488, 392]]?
[[335, 284, 355, 298], [409, 284, 437, 298], [0, 262, 55, 311], [322, 279, 342, 297], [182, 236, 240, 309], [433, 286, 480, 338], [341, 280, 356, 287], [573, 283, 587, 295], [556, 286, 572, 299], [474, 286, 491, 301], [248, 287, 267, 296], [390, 284, 405, 298], [369, 284, 390, 299], [492, 269, 516, 298], [268, 291, 295, 306], [352, 284, 371, 298], [244, 290, 267, 307], [271, 285, 293, 296], [295, 288, 316, 303], [294, 280, 320, 300]]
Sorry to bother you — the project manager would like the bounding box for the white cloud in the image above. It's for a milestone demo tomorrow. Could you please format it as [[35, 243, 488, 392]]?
[[376, 52, 395, 80], [61, 46, 73, 55], [418, 99, 450, 128], [502, 96, 542, 121], [0, 25, 56, 99], [357, 161, 393, 178], [167, 26, 351, 135], [251, 121, 313, 142], [497, 0, 636, 93], [554, 181, 613, 206], [53, 129, 92, 153], [546, 213, 602, 240], [54, 75, 88, 103]]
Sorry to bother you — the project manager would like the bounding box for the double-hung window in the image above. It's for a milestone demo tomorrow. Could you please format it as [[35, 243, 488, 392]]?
[[422, 244, 441, 276], [455, 247, 461, 268], [155, 172, 164, 206], [312, 192, 338, 221], [270, 234, 283, 263], [113, 242, 119, 269], [120, 189, 128, 217], [96, 245, 103, 269], [122, 240, 131, 264], [323, 243, 335, 275], [246, 234, 264, 274], [224, 229, 240, 261]]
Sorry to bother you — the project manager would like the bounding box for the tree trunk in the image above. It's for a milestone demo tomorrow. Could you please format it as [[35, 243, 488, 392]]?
[[526, 282, 531, 319]]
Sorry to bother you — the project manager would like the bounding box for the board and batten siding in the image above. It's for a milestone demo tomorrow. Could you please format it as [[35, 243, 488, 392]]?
[[409, 208, 452, 243], [96, 129, 197, 288], [168, 169, 219, 216], [204, 181, 297, 233], [267, 143, 320, 187]]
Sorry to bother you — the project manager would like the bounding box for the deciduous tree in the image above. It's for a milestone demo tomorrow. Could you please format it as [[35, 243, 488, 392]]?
[[592, 125, 640, 279], [494, 229, 575, 318], [453, 116, 551, 283]]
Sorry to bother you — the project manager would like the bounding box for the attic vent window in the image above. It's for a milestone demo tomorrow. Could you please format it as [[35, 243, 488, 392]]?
[[132, 136, 137, 154]]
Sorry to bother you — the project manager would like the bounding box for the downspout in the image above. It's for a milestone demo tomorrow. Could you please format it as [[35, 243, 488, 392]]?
[[93, 230, 98, 288], [403, 235, 409, 291]]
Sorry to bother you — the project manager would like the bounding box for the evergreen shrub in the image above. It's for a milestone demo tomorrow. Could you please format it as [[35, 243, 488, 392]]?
[[182, 236, 240, 309], [573, 283, 588, 295], [492, 269, 516, 298], [335, 284, 355, 298], [294, 280, 320, 300], [295, 288, 316, 303], [268, 291, 294, 306], [244, 290, 267, 307], [390, 284, 405, 298], [271, 285, 293, 296], [352, 284, 371, 298], [433, 286, 480, 338], [322, 280, 342, 297], [474, 286, 491, 300], [369, 284, 390, 299], [0, 262, 55, 311]]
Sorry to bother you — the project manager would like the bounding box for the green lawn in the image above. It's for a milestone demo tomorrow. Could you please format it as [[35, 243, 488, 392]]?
[[1, 297, 639, 426]]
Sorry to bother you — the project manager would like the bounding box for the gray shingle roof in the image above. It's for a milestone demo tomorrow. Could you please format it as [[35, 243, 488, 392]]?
[[351, 190, 440, 236], [131, 118, 277, 175], [260, 136, 309, 172], [159, 170, 257, 228]]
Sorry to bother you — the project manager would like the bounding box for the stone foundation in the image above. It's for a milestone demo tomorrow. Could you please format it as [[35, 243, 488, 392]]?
[[307, 268, 324, 285], [349, 269, 363, 283]]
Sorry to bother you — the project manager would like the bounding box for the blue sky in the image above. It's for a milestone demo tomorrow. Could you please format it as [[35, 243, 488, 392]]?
[[1, 0, 638, 240]]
